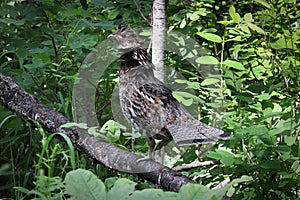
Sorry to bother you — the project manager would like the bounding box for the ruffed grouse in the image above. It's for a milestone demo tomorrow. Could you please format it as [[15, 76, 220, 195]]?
[[109, 23, 231, 157]]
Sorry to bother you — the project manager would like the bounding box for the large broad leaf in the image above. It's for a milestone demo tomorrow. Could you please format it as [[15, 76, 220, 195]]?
[[107, 178, 136, 200], [196, 32, 222, 43], [201, 78, 220, 86], [107, 8, 120, 20], [196, 56, 219, 65], [223, 59, 245, 70], [256, 93, 271, 100], [65, 169, 106, 200], [179, 184, 211, 200], [207, 148, 235, 166], [128, 189, 177, 200]]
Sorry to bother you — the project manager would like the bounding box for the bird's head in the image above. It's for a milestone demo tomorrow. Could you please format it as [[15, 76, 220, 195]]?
[[108, 22, 146, 53]]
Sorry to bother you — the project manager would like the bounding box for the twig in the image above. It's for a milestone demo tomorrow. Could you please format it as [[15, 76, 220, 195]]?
[[271, 56, 289, 88], [173, 160, 217, 171], [43, 11, 59, 64], [133, 0, 151, 26], [212, 177, 231, 190]]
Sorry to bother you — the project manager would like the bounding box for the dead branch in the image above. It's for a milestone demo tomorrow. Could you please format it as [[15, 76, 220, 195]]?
[[173, 160, 217, 171]]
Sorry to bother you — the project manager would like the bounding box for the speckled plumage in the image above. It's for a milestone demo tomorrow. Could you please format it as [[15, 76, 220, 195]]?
[[109, 23, 231, 155]]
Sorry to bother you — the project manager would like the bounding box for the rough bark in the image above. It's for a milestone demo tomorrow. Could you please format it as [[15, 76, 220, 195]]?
[[0, 73, 195, 192], [152, 0, 167, 81]]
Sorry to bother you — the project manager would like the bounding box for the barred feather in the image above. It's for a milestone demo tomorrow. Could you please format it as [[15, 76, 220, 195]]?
[[109, 23, 231, 152]]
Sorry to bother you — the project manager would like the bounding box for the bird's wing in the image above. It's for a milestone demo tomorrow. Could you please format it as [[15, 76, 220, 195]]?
[[122, 82, 173, 136], [126, 81, 231, 144], [140, 83, 231, 146]]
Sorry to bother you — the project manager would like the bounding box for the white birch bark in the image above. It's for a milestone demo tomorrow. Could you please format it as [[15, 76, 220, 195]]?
[[152, 0, 167, 82]]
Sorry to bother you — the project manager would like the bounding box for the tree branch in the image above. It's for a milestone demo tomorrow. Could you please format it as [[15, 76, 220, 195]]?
[[0, 73, 195, 192]]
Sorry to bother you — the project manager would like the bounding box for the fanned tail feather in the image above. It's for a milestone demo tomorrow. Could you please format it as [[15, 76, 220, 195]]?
[[166, 118, 231, 146]]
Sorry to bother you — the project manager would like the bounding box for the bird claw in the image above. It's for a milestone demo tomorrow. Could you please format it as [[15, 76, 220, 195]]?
[[136, 154, 153, 163]]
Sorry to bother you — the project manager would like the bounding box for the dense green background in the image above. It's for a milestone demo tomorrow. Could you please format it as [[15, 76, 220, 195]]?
[[0, 0, 299, 199]]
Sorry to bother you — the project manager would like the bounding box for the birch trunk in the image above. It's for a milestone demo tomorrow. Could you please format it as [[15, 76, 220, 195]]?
[[152, 0, 167, 82]]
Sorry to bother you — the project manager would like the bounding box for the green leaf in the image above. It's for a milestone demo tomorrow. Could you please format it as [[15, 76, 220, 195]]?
[[65, 169, 106, 200], [196, 32, 222, 43], [16, 48, 29, 59], [107, 179, 136, 200], [254, 0, 271, 8], [285, 136, 296, 146], [291, 161, 300, 173], [207, 148, 235, 166], [196, 56, 219, 65], [0, 18, 26, 25], [260, 160, 281, 170], [108, 9, 120, 20], [223, 60, 245, 70], [129, 189, 177, 200], [247, 22, 265, 34], [247, 125, 268, 136], [244, 13, 252, 22], [172, 91, 196, 98], [227, 35, 242, 41], [179, 184, 210, 200], [60, 122, 88, 129], [218, 20, 234, 26], [240, 24, 250, 33], [229, 5, 241, 23], [189, 12, 200, 21], [201, 78, 220, 86], [179, 18, 186, 29], [270, 37, 294, 49], [172, 92, 195, 106], [256, 93, 271, 100]]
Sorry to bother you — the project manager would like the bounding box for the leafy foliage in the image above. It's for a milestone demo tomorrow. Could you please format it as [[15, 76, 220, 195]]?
[[16, 168, 252, 200], [0, 0, 300, 199]]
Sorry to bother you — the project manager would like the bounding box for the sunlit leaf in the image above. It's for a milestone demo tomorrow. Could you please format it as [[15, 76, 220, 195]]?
[[255, 0, 271, 8], [179, 18, 186, 28], [196, 56, 219, 65], [247, 22, 265, 34], [223, 60, 245, 70], [285, 136, 296, 146], [201, 78, 220, 86], [229, 5, 241, 23], [196, 32, 222, 43], [256, 93, 271, 100], [244, 13, 252, 22], [240, 24, 250, 33]]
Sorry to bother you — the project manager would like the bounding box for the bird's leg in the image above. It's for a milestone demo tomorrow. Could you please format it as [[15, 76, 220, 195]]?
[[131, 137, 135, 151], [147, 137, 155, 159], [131, 128, 136, 151], [136, 133, 155, 163]]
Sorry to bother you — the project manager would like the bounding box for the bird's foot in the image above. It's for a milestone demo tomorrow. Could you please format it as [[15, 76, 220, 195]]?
[[136, 154, 153, 163]]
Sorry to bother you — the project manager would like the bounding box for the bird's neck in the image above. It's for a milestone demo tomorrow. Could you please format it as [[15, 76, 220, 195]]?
[[119, 49, 153, 75]]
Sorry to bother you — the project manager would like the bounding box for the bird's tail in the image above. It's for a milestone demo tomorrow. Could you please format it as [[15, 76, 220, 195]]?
[[166, 118, 231, 146]]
